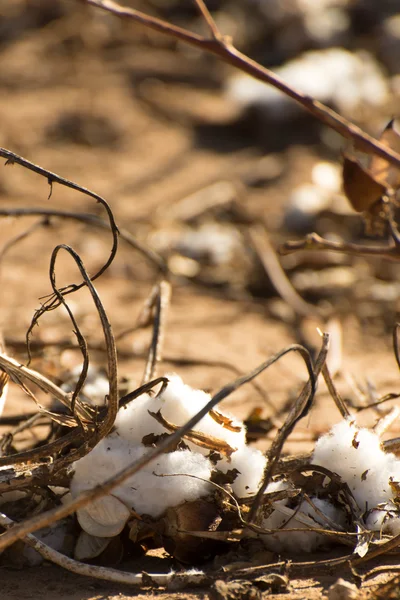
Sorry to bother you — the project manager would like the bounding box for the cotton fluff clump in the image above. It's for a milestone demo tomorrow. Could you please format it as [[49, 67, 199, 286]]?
[[216, 444, 267, 497], [115, 374, 246, 451], [114, 374, 266, 498], [61, 365, 109, 407], [71, 437, 213, 518], [313, 419, 400, 514], [72, 372, 267, 534], [227, 48, 388, 119], [256, 480, 345, 553]]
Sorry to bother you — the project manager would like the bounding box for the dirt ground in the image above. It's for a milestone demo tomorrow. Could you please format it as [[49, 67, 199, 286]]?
[[1, 1, 400, 599]]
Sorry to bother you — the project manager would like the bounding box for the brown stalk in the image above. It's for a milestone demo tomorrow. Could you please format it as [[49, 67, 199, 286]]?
[[280, 232, 400, 261], [141, 280, 171, 385], [0, 149, 119, 287], [0, 148, 119, 359], [248, 225, 322, 319], [47, 244, 119, 442], [249, 334, 328, 522]]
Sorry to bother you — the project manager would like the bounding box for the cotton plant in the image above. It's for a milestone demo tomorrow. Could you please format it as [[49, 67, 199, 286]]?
[[70, 373, 268, 560], [312, 418, 400, 536], [258, 417, 400, 555], [259, 479, 346, 554]]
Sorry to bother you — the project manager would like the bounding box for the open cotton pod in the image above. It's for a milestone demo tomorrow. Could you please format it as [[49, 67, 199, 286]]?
[[161, 498, 225, 563], [76, 495, 130, 538], [74, 531, 112, 561]]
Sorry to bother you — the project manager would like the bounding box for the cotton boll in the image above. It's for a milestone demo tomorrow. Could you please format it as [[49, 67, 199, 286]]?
[[114, 392, 167, 444], [158, 375, 246, 451], [71, 438, 213, 519], [366, 503, 400, 536], [261, 495, 344, 553], [385, 517, 400, 536], [71, 437, 143, 496], [61, 365, 109, 407], [227, 49, 388, 120], [313, 419, 400, 512], [216, 445, 267, 498], [115, 374, 246, 455], [114, 449, 213, 518]]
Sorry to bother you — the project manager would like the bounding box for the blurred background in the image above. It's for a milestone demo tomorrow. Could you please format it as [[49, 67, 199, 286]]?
[[1, 0, 400, 446]]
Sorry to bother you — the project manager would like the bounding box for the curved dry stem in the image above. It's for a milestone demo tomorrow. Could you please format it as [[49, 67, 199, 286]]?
[[248, 225, 322, 319], [141, 280, 171, 385], [0, 148, 119, 284], [249, 334, 328, 522], [0, 148, 119, 359], [0, 353, 88, 417], [47, 244, 119, 441]]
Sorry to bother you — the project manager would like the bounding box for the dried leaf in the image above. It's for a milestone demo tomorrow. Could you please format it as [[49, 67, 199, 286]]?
[[209, 409, 242, 433], [38, 408, 79, 428], [148, 409, 237, 457], [141, 432, 171, 447], [342, 154, 386, 213], [370, 119, 400, 189], [211, 468, 240, 486], [0, 370, 9, 397]]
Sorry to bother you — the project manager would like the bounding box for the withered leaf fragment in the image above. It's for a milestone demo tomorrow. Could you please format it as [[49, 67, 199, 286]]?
[[148, 409, 237, 457], [211, 468, 240, 486], [342, 154, 386, 213], [370, 119, 400, 189], [209, 409, 242, 433]]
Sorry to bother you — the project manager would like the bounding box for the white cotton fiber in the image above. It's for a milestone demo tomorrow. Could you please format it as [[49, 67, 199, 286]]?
[[61, 365, 109, 407], [260, 485, 345, 553], [115, 374, 246, 454], [113, 392, 167, 443], [71, 437, 213, 518], [366, 503, 400, 537], [216, 445, 267, 498], [312, 419, 400, 513]]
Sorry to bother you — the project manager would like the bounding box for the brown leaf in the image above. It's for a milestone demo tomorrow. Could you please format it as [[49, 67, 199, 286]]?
[[209, 409, 242, 432], [370, 119, 400, 189], [342, 154, 386, 213], [211, 468, 240, 485], [0, 370, 9, 398], [148, 409, 237, 457]]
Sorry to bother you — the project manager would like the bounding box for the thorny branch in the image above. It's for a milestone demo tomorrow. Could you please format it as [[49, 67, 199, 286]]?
[[280, 232, 400, 261], [84, 0, 400, 169]]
